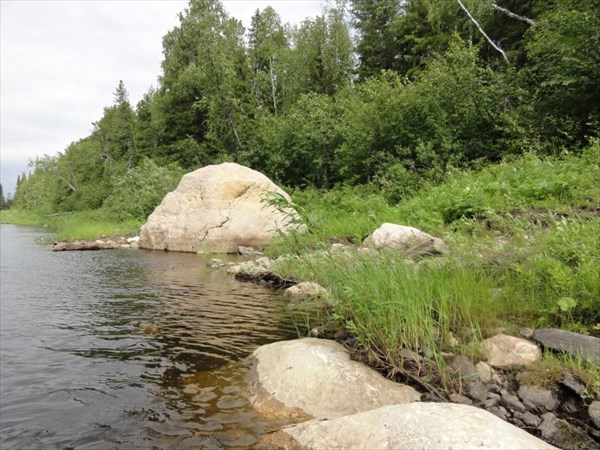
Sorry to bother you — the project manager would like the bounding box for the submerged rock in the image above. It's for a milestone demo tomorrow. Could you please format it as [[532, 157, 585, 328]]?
[[480, 334, 541, 368], [246, 338, 420, 421], [139, 163, 302, 253], [260, 403, 557, 450], [362, 223, 446, 256]]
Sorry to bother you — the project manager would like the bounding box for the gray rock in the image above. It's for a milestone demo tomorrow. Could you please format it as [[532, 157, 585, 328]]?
[[514, 411, 541, 427], [590, 401, 600, 429], [519, 327, 534, 339], [533, 328, 600, 365], [501, 391, 527, 413], [139, 163, 303, 253], [449, 393, 473, 405], [560, 371, 586, 396], [261, 403, 557, 450], [467, 380, 489, 404], [451, 355, 477, 381], [475, 361, 493, 383], [518, 385, 559, 413], [480, 334, 541, 368], [538, 412, 560, 441], [246, 338, 420, 420], [483, 393, 500, 408], [487, 406, 509, 421]]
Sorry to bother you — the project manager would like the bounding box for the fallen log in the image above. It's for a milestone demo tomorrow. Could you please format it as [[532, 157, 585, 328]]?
[[52, 240, 118, 251]]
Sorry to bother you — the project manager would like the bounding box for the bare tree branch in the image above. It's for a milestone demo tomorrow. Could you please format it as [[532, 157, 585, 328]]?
[[456, 0, 509, 63], [492, 3, 535, 25]]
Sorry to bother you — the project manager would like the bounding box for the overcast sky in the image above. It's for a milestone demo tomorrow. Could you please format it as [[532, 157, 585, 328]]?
[[0, 0, 326, 196]]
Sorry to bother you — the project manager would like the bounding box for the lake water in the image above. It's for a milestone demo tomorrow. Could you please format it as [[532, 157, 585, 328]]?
[[0, 224, 296, 449]]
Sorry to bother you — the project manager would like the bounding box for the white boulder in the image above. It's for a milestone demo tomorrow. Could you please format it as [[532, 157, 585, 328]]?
[[138, 163, 301, 253], [246, 338, 420, 421], [260, 403, 557, 449], [363, 223, 446, 255]]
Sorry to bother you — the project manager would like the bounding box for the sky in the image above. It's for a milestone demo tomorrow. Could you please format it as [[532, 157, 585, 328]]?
[[0, 0, 326, 197]]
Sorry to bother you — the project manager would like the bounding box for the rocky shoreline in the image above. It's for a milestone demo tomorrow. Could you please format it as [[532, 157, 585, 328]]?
[[226, 250, 600, 449]]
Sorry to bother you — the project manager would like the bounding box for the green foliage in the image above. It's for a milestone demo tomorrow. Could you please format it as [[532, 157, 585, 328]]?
[[105, 158, 183, 220]]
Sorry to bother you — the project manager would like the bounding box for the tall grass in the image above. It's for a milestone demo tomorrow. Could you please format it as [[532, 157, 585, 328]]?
[[271, 148, 599, 387], [1, 208, 143, 241]]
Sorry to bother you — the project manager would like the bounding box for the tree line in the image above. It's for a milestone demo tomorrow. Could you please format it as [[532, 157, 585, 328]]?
[[11, 0, 599, 218]]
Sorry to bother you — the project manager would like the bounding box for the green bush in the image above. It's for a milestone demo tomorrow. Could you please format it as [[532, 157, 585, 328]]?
[[104, 158, 184, 220]]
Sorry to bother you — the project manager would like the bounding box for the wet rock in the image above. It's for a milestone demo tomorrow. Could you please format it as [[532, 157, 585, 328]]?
[[246, 338, 420, 421], [518, 385, 559, 413], [480, 334, 541, 368], [362, 223, 446, 256], [260, 403, 557, 450], [590, 401, 600, 429], [533, 328, 600, 365], [139, 162, 303, 253]]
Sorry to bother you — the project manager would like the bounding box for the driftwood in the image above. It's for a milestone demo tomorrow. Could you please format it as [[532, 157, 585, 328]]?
[[52, 240, 118, 251]]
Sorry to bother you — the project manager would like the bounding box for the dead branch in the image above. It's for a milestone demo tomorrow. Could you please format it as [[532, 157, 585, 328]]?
[[456, 0, 509, 63], [492, 3, 535, 25]]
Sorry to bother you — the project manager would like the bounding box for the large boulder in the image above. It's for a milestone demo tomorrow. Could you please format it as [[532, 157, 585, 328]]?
[[260, 403, 557, 450], [138, 163, 301, 253], [247, 338, 420, 421], [362, 223, 446, 256]]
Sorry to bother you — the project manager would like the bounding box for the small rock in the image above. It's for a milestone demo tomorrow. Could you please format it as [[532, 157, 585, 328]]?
[[538, 412, 560, 441], [480, 334, 541, 368], [362, 223, 446, 256], [519, 327, 534, 339], [484, 393, 500, 408], [451, 355, 477, 381], [514, 411, 541, 427], [590, 401, 600, 429], [283, 282, 328, 300], [518, 385, 559, 413], [475, 361, 493, 383], [560, 371, 587, 397], [501, 391, 527, 413], [449, 393, 473, 405], [487, 406, 508, 420], [238, 245, 261, 256], [127, 236, 140, 243], [467, 380, 489, 404]]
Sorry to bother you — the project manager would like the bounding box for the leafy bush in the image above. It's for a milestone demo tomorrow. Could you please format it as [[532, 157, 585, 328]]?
[[104, 158, 184, 220]]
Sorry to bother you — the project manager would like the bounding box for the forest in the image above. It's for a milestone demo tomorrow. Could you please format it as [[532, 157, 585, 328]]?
[[4, 0, 598, 219]]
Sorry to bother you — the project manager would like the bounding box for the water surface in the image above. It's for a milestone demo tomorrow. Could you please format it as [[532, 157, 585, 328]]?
[[0, 224, 295, 449]]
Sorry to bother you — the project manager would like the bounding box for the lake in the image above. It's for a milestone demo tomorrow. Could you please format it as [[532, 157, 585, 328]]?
[[0, 224, 296, 449]]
